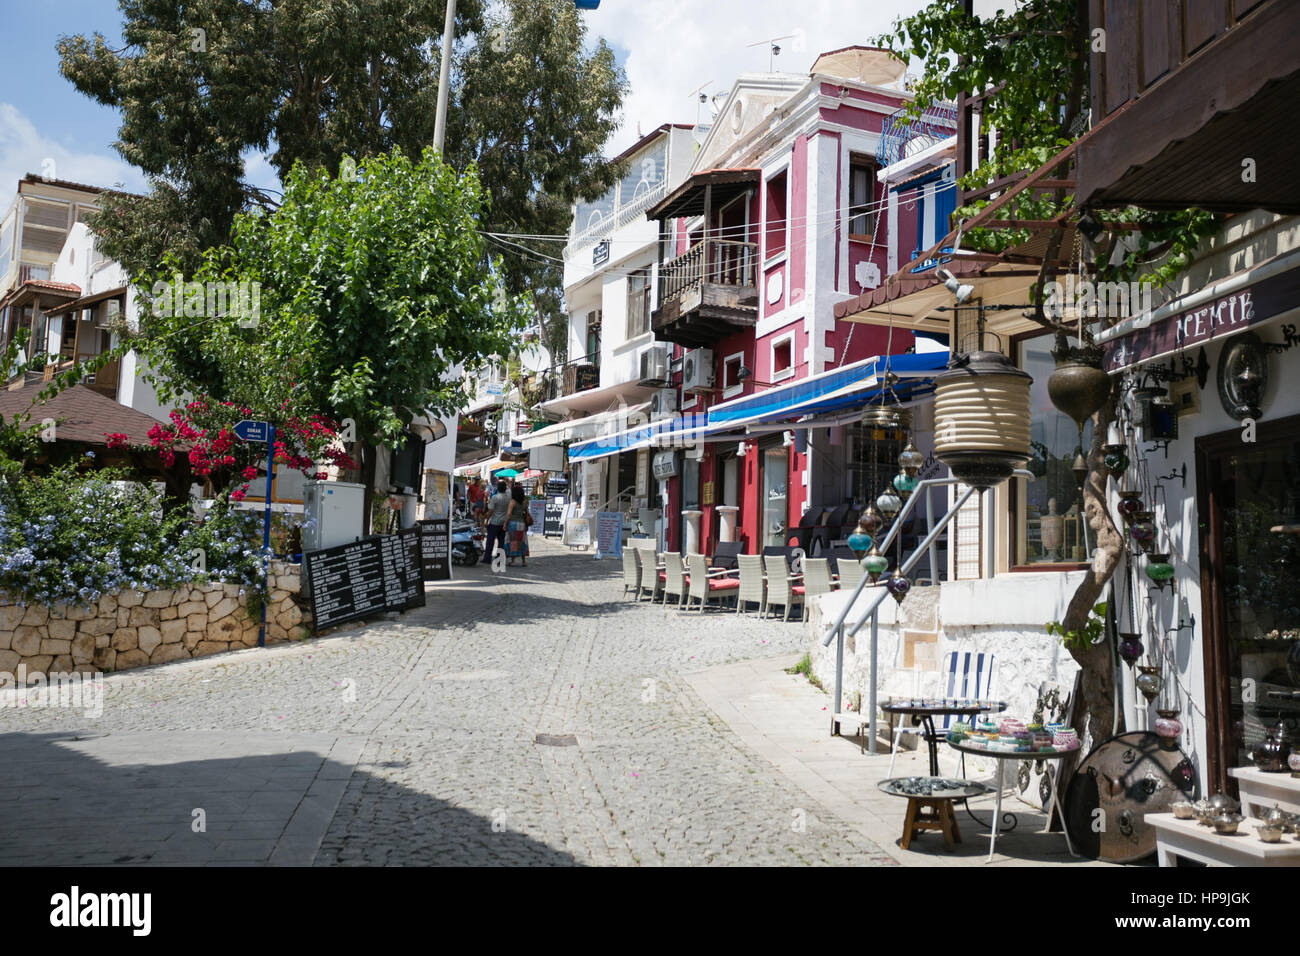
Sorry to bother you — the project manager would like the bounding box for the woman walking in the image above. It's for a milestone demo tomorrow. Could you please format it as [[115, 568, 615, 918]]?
[[505, 484, 531, 567]]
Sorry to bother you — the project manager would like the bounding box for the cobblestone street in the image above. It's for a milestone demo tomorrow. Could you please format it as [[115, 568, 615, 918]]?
[[0, 538, 893, 866]]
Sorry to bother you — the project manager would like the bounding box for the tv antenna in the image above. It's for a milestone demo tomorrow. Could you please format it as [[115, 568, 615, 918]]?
[[747, 35, 795, 72], [688, 80, 713, 124]]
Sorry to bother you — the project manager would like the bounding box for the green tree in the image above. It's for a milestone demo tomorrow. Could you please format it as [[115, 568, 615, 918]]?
[[58, 0, 626, 351], [878, 0, 1218, 740], [136, 149, 528, 527]]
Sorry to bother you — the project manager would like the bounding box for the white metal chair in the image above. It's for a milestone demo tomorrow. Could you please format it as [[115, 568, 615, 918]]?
[[735, 554, 766, 615], [762, 553, 803, 621], [799, 558, 835, 622], [685, 553, 739, 612], [621, 546, 641, 599], [660, 552, 689, 607]]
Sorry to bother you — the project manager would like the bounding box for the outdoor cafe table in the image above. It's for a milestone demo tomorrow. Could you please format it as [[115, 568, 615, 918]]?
[[878, 699, 1007, 774], [946, 738, 1080, 863]]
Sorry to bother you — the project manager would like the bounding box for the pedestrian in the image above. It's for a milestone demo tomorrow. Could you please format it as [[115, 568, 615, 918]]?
[[505, 484, 530, 567], [483, 479, 511, 564], [468, 476, 488, 527]]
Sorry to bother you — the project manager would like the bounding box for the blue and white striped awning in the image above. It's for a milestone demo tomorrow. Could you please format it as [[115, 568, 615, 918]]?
[[567, 413, 712, 462], [705, 351, 948, 430]]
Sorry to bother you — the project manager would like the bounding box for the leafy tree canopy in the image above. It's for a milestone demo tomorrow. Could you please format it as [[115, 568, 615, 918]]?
[[58, 0, 627, 359]]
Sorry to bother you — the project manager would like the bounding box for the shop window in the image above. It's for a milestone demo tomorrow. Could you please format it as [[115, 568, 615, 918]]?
[[1013, 331, 1093, 566], [585, 310, 602, 367], [765, 170, 788, 260], [682, 454, 700, 511], [761, 444, 788, 548], [771, 337, 793, 380]]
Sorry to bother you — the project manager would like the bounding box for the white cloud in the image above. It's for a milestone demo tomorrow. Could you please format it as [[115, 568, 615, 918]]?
[[580, 0, 928, 156], [0, 102, 146, 197]]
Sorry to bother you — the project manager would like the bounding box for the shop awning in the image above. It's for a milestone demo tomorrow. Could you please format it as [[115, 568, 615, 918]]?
[[519, 402, 650, 450], [567, 413, 713, 463], [454, 457, 503, 477], [706, 351, 949, 430]]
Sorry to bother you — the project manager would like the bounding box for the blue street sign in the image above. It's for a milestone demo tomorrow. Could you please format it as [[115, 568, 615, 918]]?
[[233, 419, 270, 443], [574, 0, 600, 7]]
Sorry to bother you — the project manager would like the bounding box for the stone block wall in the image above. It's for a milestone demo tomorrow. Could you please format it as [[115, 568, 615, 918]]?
[[0, 561, 311, 678]]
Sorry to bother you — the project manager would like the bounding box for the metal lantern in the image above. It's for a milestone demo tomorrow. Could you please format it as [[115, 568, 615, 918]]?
[[1047, 340, 1111, 431], [885, 568, 911, 605], [876, 489, 902, 519], [1136, 665, 1163, 703], [1129, 512, 1156, 551], [1103, 443, 1130, 479], [1117, 490, 1143, 523], [1145, 553, 1175, 589], [847, 531, 872, 555], [863, 545, 889, 583], [1118, 633, 1144, 666], [892, 471, 918, 495], [1154, 710, 1183, 750], [932, 349, 1032, 488], [859, 504, 883, 535], [897, 439, 924, 477]]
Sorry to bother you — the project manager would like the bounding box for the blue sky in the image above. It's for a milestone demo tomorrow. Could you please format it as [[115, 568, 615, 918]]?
[[0, 1, 933, 203]]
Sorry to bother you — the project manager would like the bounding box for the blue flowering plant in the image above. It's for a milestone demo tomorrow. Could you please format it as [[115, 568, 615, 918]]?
[[0, 464, 263, 607]]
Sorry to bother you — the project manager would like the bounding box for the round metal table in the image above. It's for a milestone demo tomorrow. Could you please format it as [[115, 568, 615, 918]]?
[[946, 738, 1080, 863], [878, 777, 994, 851], [879, 699, 1008, 775]]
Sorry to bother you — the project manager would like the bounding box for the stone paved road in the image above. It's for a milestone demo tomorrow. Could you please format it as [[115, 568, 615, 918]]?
[[0, 538, 893, 866]]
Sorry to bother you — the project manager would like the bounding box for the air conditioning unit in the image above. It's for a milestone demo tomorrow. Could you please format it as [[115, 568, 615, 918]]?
[[637, 345, 669, 386], [681, 348, 714, 394], [650, 388, 677, 419]]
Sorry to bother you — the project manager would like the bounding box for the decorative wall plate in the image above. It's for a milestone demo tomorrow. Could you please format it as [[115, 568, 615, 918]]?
[[1063, 731, 1198, 863], [1217, 331, 1268, 420]]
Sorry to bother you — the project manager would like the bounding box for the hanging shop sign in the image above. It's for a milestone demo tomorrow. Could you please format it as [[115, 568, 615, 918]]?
[[1101, 266, 1300, 373], [652, 450, 677, 480]]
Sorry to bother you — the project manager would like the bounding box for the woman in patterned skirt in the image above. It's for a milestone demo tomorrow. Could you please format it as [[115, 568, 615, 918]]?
[[505, 483, 530, 567]]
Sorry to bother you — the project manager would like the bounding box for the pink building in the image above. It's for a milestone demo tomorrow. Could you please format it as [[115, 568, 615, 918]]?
[[632, 47, 951, 558]]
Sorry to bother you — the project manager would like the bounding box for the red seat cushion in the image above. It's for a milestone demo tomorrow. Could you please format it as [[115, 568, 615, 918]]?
[[658, 572, 666, 581], [708, 578, 740, 591], [791, 585, 806, 595]]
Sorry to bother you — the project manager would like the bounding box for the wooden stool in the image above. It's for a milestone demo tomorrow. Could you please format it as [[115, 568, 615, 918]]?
[[900, 796, 962, 850]]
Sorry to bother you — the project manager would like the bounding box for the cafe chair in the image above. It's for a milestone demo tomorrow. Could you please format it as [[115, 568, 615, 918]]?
[[734, 554, 766, 616], [762, 553, 803, 622], [621, 546, 641, 600], [799, 558, 836, 623], [635, 547, 663, 602], [685, 553, 739, 612], [710, 540, 743, 572], [660, 552, 689, 608]]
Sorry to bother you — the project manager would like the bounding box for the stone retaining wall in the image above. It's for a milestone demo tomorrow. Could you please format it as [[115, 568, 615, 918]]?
[[0, 562, 311, 678]]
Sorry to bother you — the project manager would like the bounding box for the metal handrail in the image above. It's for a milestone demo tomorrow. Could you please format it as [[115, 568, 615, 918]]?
[[820, 467, 1035, 748]]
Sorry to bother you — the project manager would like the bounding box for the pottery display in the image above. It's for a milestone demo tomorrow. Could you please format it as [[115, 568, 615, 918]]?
[[1251, 720, 1293, 772]]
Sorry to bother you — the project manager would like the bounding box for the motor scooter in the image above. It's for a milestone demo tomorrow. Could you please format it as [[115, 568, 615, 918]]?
[[450, 521, 483, 566]]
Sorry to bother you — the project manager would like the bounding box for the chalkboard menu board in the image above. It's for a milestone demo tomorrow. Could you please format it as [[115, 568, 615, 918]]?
[[418, 518, 451, 581], [397, 526, 426, 609], [543, 500, 565, 538], [304, 537, 407, 632]]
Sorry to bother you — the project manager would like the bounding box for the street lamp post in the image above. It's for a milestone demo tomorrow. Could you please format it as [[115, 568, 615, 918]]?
[[433, 0, 600, 153]]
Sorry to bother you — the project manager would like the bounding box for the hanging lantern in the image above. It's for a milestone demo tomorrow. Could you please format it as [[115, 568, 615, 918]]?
[[1047, 340, 1112, 431], [892, 471, 918, 496], [1071, 448, 1089, 492], [1145, 553, 1175, 589], [897, 439, 924, 478], [1154, 710, 1183, 750], [1103, 443, 1130, 479], [876, 488, 902, 519], [858, 504, 883, 535], [1136, 665, 1162, 703], [1118, 633, 1144, 666], [847, 530, 872, 555], [932, 346, 1033, 488], [1117, 490, 1143, 523], [1129, 512, 1156, 551], [863, 545, 889, 583], [885, 568, 911, 605]]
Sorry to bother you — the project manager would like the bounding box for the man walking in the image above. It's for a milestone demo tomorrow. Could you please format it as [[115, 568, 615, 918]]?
[[467, 476, 488, 527], [483, 479, 511, 565]]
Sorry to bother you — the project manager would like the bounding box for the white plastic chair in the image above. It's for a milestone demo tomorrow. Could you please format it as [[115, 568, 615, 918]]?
[[621, 546, 641, 599], [735, 554, 766, 615]]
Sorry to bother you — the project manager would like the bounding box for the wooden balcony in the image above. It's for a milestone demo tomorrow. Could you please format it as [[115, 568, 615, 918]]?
[[653, 239, 758, 348]]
